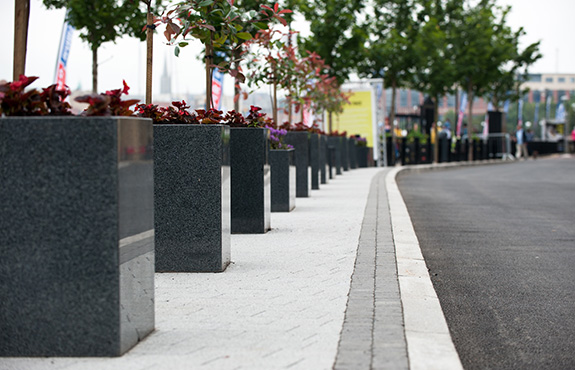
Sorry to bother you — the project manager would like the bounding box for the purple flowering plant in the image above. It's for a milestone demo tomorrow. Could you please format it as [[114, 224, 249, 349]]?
[[355, 136, 367, 147], [268, 127, 293, 150]]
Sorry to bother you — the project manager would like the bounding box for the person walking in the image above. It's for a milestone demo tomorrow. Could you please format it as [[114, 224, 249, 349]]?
[[515, 124, 528, 159]]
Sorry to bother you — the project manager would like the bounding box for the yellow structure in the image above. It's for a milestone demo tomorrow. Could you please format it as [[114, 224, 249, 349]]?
[[335, 90, 375, 147]]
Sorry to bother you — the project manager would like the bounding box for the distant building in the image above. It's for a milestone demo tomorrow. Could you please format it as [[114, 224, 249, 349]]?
[[382, 88, 488, 118], [382, 72, 575, 120], [521, 73, 575, 103]]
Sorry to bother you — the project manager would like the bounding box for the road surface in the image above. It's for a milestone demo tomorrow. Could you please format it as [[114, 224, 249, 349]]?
[[397, 157, 575, 369]]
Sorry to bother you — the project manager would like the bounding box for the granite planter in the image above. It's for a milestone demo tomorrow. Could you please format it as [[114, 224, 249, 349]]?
[[341, 136, 350, 171], [356, 146, 369, 167], [285, 131, 311, 197], [348, 138, 358, 169], [230, 127, 271, 234], [309, 133, 321, 190], [0, 116, 154, 357], [328, 146, 336, 179], [269, 149, 296, 212], [328, 136, 343, 175], [320, 135, 329, 184], [154, 124, 230, 272]]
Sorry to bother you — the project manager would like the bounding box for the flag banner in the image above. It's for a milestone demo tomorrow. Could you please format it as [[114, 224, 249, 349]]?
[[518, 98, 524, 126], [211, 68, 224, 110], [483, 102, 493, 139], [534, 102, 539, 125], [456, 92, 467, 137], [483, 113, 489, 139], [556, 102, 566, 121], [302, 102, 313, 127], [54, 12, 74, 90], [546, 95, 552, 119]]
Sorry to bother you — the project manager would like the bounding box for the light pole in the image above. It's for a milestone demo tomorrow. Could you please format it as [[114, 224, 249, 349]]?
[[568, 102, 575, 154], [561, 95, 569, 153]]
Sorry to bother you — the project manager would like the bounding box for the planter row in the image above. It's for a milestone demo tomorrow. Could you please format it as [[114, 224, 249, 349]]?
[[0, 117, 370, 357]]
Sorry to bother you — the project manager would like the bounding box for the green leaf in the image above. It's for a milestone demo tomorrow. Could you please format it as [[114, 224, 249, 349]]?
[[236, 32, 252, 40], [178, 42, 189, 47], [254, 22, 268, 30], [198, 0, 213, 7], [175, 46, 180, 57]]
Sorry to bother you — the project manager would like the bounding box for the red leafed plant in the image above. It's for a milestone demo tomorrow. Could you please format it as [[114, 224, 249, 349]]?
[[245, 105, 271, 128], [0, 75, 72, 116], [75, 80, 139, 116], [135, 103, 167, 123], [224, 110, 246, 127], [194, 108, 224, 124]]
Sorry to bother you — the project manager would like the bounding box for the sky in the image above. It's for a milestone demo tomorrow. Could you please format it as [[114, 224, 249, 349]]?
[[0, 0, 573, 100]]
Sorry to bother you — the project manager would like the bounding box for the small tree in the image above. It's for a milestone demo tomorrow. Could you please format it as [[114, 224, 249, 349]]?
[[452, 1, 539, 160], [141, 0, 165, 104], [299, 0, 365, 132], [411, 0, 461, 162], [43, 0, 151, 93], [160, 0, 290, 110], [358, 0, 419, 160], [244, 27, 289, 123]]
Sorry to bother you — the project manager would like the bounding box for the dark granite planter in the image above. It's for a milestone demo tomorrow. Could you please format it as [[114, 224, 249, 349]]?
[[357, 146, 369, 167], [341, 137, 349, 171], [269, 149, 296, 212], [230, 127, 271, 234], [0, 116, 154, 357], [348, 138, 358, 169], [320, 135, 329, 184], [309, 133, 321, 190], [285, 131, 311, 197], [328, 136, 342, 175], [328, 146, 336, 179], [154, 124, 230, 272]]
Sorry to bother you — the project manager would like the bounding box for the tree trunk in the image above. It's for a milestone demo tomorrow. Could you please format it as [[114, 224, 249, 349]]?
[[454, 88, 459, 138], [328, 111, 333, 134], [433, 94, 439, 164], [234, 47, 241, 112], [92, 46, 98, 93], [205, 38, 213, 109], [288, 92, 293, 125], [467, 82, 474, 161], [13, 0, 30, 80], [145, 9, 153, 104], [273, 76, 278, 125], [390, 80, 397, 164]]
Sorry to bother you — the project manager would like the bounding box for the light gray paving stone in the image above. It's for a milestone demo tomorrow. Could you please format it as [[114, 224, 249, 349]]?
[[3, 168, 381, 370]]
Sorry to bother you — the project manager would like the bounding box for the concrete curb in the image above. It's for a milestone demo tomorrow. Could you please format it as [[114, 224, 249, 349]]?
[[386, 167, 464, 370]]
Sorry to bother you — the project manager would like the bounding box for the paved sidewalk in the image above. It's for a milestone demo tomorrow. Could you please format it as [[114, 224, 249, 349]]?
[[1, 167, 461, 370]]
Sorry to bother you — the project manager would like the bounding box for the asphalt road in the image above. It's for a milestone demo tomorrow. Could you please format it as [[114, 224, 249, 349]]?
[[397, 157, 575, 370]]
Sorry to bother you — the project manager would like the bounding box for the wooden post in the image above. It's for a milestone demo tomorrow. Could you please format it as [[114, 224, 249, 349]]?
[[273, 73, 278, 125], [13, 0, 30, 80], [146, 10, 153, 104], [205, 41, 213, 109], [233, 47, 241, 112], [92, 46, 98, 93]]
